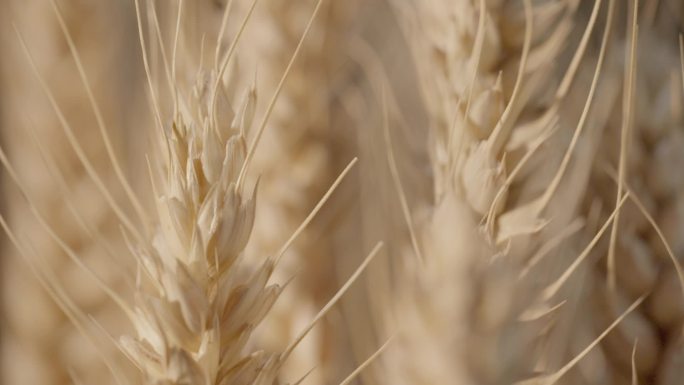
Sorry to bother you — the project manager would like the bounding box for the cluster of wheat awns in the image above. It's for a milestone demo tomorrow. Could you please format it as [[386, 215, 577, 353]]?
[[1, 0, 684, 384]]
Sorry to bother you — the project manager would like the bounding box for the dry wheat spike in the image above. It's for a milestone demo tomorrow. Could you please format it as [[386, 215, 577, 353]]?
[[381, 0, 651, 384]]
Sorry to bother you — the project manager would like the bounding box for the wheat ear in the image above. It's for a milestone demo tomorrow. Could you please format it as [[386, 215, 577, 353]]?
[[380, 0, 652, 383], [118, 1, 389, 384]]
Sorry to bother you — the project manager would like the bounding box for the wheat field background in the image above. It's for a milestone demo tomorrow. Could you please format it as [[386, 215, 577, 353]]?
[[0, 0, 683, 384]]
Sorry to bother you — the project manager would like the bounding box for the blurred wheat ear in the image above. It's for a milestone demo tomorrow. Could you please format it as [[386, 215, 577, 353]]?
[[376, 0, 664, 384], [0, 1, 145, 384], [238, 1, 367, 383]]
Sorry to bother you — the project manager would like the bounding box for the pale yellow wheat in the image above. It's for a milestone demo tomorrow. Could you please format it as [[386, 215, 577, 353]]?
[[381, 0, 648, 384]]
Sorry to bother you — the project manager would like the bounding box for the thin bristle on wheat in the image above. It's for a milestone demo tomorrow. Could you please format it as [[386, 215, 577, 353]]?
[[241, 0, 367, 382]]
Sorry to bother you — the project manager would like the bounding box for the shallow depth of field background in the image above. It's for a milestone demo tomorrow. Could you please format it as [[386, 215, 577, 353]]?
[[1, 1, 684, 385]]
